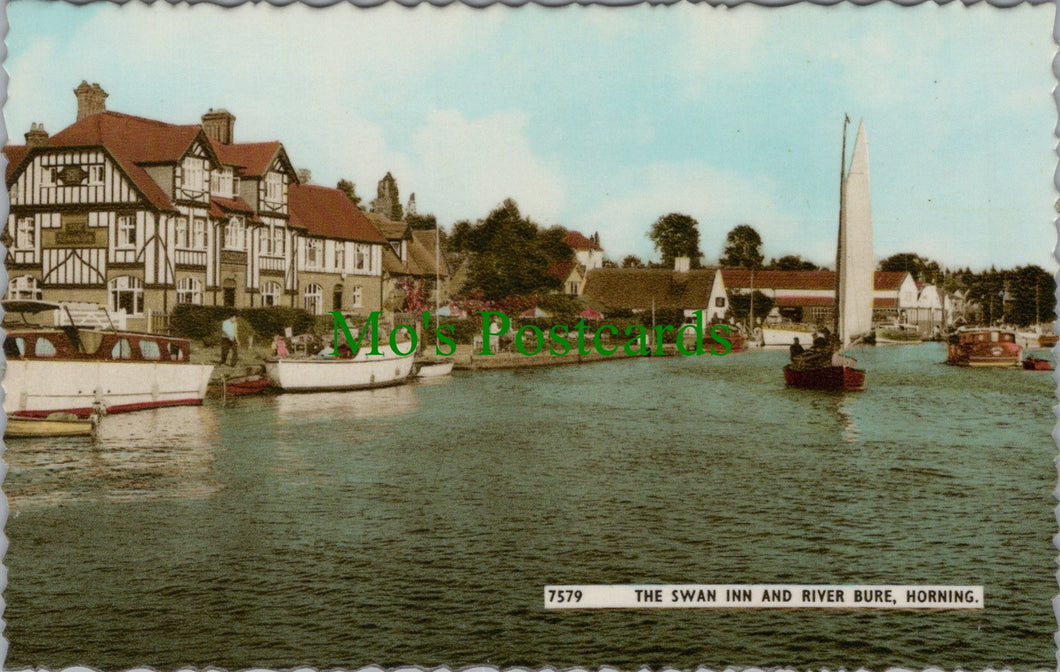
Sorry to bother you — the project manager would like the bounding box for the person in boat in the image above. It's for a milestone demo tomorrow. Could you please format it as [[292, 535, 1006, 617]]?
[[219, 313, 239, 366], [812, 329, 828, 350], [789, 337, 805, 359]]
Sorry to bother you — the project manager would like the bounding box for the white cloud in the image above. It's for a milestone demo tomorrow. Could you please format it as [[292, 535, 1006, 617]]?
[[581, 161, 804, 265], [405, 109, 566, 226]]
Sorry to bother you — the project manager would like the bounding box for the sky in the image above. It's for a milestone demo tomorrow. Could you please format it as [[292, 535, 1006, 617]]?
[[4, 1, 1056, 272]]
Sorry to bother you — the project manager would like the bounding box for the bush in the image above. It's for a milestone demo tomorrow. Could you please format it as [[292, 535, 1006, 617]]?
[[171, 304, 317, 343]]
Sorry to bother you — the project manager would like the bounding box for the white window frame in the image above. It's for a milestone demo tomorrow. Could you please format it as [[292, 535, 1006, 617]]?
[[175, 217, 189, 249], [335, 245, 345, 271], [15, 216, 35, 250], [176, 277, 203, 305], [116, 214, 137, 249], [183, 157, 205, 192], [89, 165, 105, 186], [108, 276, 144, 317], [351, 285, 362, 308], [211, 167, 234, 198], [303, 283, 323, 315], [224, 216, 245, 251], [355, 244, 367, 271], [306, 239, 322, 269], [192, 219, 206, 250], [40, 166, 57, 188], [261, 281, 282, 307], [6, 275, 42, 300], [265, 172, 283, 202]]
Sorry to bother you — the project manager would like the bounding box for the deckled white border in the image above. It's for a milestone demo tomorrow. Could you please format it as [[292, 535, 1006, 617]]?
[[0, 1, 1054, 672]]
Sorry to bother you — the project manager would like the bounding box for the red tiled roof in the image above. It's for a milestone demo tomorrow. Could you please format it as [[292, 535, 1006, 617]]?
[[4, 145, 29, 183], [722, 269, 908, 292], [770, 296, 900, 308], [566, 230, 601, 251], [775, 295, 834, 307], [49, 111, 204, 164], [31, 111, 217, 212], [208, 138, 283, 177], [287, 184, 386, 243], [547, 259, 577, 281], [875, 271, 908, 291], [210, 196, 258, 221]]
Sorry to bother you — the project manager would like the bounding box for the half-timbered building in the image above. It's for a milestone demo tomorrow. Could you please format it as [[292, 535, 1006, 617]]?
[[4, 82, 387, 330]]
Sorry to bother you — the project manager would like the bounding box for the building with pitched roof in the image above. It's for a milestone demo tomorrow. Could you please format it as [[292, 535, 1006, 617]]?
[[368, 213, 450, 310], [582, 266, 729, 322], [4, 82, 389, 329], [719, 269, 918, 325], [565, 230, 603, 271]]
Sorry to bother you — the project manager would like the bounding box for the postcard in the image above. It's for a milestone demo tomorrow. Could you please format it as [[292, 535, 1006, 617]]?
[[2, 1, 1056, 670]]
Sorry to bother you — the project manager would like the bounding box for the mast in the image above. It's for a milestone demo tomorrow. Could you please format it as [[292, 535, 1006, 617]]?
[[435, 225, 441, 315], [833, 114, 849, 338]]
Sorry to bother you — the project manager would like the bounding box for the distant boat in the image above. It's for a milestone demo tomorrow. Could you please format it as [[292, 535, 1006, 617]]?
[[1039, 333, 1059, 348], [3, 300, 213, 418], [947, 327, 1022, 367], [784, 117, 871, 391], [265, 342, 415, 392], [874, 325, 922, 345], [1022, 356, 1052, 371]]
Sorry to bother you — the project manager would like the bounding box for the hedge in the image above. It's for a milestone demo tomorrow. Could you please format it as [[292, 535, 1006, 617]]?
[[171, 304, 317, 344]]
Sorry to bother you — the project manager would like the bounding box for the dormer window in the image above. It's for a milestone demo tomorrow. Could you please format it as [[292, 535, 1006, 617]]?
[[211, 167, 234, 197], [265, 173, 283, 202], [183, 157, 205, 192]]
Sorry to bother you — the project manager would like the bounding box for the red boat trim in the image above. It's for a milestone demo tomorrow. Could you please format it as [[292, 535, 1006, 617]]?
[[12, 398, 204, 419]]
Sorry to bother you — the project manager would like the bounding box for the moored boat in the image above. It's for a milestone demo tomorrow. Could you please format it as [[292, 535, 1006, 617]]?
[[874, 325, 922, 345], [1022, 356, 1053, 371], [946, 327, 1022, 367], [415, 360, 455, 378], [3, 301, 214, 418], [1038, 333, 1058, 348], [5, 412, 98, 438], [222, 374, 272, 396], [265, 342, 415, 392]]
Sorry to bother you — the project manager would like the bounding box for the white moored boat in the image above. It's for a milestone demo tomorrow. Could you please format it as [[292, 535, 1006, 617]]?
[[265, 342, 415, 392], [3, 301, 214, 418]]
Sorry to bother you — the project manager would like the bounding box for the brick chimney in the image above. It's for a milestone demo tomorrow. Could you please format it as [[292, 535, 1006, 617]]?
[[74, 81, 108, 121], [201, 108, 236, 144], [24, 123, 49, 147]]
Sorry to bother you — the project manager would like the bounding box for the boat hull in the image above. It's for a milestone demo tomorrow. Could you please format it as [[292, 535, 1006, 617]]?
[[6, 414, 95, 438], [783, 364, 866, 391], [223, 375, 272, 396], [1022, 357, 1053, 371], [416, 361, 454, 378], [761, 326, 815, 347], [265, 347, 415, 392], [3, 360, 214, 418]]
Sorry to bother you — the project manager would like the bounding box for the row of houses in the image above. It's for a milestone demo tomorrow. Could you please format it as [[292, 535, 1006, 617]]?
[[579, 263, 977, 335], [4, 82, 975, 337], [4, 82, 445, 332]]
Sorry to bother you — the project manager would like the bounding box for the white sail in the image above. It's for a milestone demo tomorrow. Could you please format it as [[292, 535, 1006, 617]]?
[[837, 120, 875, 348]]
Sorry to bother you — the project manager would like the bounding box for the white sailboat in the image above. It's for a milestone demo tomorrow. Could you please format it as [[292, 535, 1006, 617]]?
[[784, 117, 872, 390]]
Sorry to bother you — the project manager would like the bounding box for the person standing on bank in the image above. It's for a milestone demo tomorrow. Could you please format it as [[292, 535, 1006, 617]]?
[[220, 314, 239, 366]]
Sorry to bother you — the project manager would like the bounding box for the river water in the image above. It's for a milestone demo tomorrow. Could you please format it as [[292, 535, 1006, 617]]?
[[3, 344, 1055, 670]]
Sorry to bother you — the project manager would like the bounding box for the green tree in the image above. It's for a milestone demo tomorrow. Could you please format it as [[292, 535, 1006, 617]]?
[[879, 252, 942, 285], [459, 199, 573, 300], [1003, 265, 1055, 326], [720, 224, 764, 269], [648, 213, 702, 268], [768, 254, 820, 271], [336, 179, 362, 207], [622, 255, 645, 268]]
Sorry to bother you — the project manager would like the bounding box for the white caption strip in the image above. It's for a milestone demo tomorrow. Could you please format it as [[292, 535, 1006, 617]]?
[[544, 585, 983, 609]]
